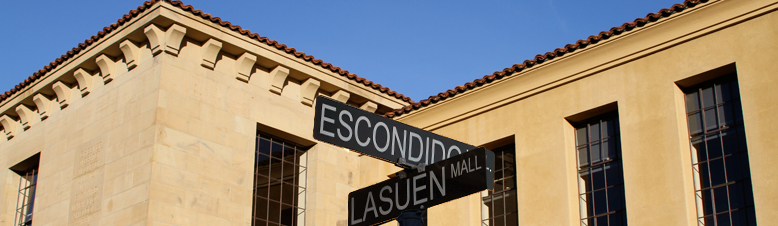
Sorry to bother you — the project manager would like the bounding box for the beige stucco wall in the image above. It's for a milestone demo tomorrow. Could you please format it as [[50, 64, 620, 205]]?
[[0, 2, 405, 226], [395, 0, 778, 225]]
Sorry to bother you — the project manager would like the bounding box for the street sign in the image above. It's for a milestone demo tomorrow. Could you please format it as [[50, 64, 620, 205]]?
[[348, 148, 495, 226], [314, 96, 477, 167]]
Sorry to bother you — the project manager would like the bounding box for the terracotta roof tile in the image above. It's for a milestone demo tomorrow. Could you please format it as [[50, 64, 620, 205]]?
[[385, 0, 709, 118], [0, 0, 413, 104]]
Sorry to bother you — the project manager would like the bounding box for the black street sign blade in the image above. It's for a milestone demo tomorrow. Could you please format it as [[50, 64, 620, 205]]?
[[313, 96, 477, 167], [348, 148, 495, 226]]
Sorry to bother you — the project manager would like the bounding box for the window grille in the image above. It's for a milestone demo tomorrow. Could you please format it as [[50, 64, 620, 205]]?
[[253, 133, 309, 226], [575, 112, 627, 226], [481, 144, 518, 226], [683, 74, 755, 226], [14, 167, 38, 226]]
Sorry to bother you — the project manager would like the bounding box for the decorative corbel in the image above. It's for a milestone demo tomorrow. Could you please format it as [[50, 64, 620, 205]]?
[[73, 68, 93, 96], [300, 78, 321, 106], [200, 39, 222, 69], [331, 90, 350, 103], [52, 81, 74, 109], [235, 52, 257, 82], [0, 115, 18, 140], [15, 105, 38, 131], [145, 24, 187, 56], [268, 66, 290, 94], [164, 24, 186, 55], [33, 93, 52, 120], [119, 39, 140, 70], [360, 101, 378, 113], [144, 24, 164, 56], [95, 54, 115, 84]]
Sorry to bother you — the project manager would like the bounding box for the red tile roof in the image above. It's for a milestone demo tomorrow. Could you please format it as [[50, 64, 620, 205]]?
[[0, 0, 413, 105], [385, 0, 710, 118]]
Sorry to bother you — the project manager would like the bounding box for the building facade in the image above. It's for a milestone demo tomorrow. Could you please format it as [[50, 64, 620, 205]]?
[[389, 0, 778, 225], [1, 0, 776, 226]]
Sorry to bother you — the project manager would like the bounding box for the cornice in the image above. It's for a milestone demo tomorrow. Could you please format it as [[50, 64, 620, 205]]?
[[395, 0, 778, 131]]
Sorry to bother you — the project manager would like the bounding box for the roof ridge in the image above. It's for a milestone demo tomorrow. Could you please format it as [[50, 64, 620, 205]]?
[[385, 0, 709, 118], [0, 0, 413, 104]]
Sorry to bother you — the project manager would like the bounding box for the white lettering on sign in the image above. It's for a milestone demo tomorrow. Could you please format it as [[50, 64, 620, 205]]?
[[374, 122, 390, 152], [347, 148, 494, 226], [451, 155, 482, 178], [355, 116, 372, 147], [448, 145, 462, 158], [319, 104, 336, 137], [412, 173, 427, 205], [350, 197, 363, 224], [429, 167, 445, 201], [379, 186, 393, 215], [408, 132, 423, 162], [315, 97, 475, 166], [431, 139, 445, 165], [363, 191, 378, 220], [391, 127, 407, 159], [349, 166, 448, 225], [338, 110, 353, 141]]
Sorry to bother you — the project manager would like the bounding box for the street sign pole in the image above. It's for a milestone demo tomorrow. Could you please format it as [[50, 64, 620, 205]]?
[[396, 210, 425, 226]]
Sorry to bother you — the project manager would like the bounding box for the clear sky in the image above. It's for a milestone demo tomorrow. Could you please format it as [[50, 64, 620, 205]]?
[[0, 0, 683, 102]]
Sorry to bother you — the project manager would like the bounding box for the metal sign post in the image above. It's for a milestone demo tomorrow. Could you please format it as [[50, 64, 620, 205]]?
[[396, 210, 425, 226]]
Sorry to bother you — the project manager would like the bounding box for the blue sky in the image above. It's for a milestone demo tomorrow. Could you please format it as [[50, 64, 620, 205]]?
[[0, 0, 683, 102]]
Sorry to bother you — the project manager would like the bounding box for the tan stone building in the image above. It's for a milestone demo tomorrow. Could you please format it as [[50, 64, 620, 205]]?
[[0, 0, 775, 226]]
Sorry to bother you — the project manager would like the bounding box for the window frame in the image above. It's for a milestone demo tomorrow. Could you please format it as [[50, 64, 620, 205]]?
[[13, 168, 38, 226], [573, 111, 627, 226], [480, 143, 519, 226], [11, 154, 39, 226], [681, 73, 756, 226], [252, 132, 310, 226]]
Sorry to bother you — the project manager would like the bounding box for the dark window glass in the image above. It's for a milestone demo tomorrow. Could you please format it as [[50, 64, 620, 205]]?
[[253, 133, 308, 226], [575, 112, 627, 226], [482, 144, 519, 226], [683, 74, 755, 226], [14, 166, 38, 226]]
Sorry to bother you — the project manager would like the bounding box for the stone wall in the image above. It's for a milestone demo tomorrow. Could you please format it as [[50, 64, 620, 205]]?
[[0, 2, 404, 226]]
